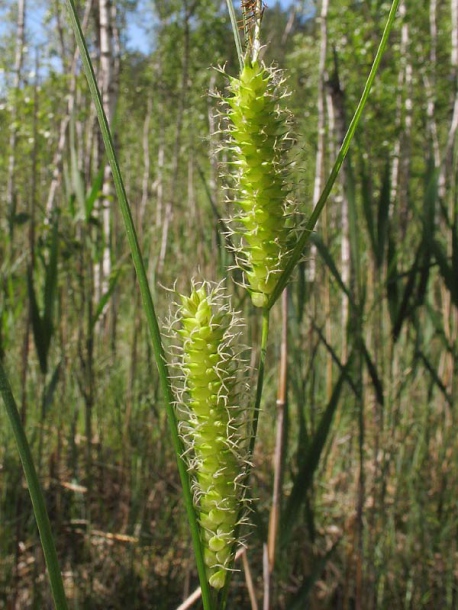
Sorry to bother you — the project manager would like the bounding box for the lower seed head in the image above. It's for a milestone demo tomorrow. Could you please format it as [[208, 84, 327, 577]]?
[[168, 281, 249, 589]]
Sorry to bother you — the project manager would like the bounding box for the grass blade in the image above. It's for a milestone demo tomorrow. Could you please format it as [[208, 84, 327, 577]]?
[[416, 349, 453, 407], [360, 158, 377, 263], [282, 360, 352, 545], [432, 238, 458, 308], [376, 160, 391, 268], [64, 2, 213, 606], [361, 342, 384, 407], [225, 0, 243, 71], [309, 233, 353, 303], [42, 361, 62, 419], [27, 267, 48, 375], [286, 540, 340, 609], [44, 219, 59, 339], [267, 0, 401, 308], [91, 266, 122, 330], [0, 361, 69, 610]]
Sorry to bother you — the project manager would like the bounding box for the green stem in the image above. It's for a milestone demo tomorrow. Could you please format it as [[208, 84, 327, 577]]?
[[250, 0, 264, 63], [226, 0, 243, 71], [249, 307, 270, 460], [221, 306, 270, 607], [0, 361, 69, 610], [267, 0, 401, 309], [64, 2, 213, 608]]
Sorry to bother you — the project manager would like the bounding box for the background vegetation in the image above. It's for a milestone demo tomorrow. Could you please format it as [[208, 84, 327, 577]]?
[[0, 0, 457, 608]]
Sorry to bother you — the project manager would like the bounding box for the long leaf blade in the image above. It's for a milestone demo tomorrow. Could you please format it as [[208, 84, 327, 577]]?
[[0, 361, 69, 609], [282, 360, 352, 545], [63, 2, 212, 606], [267, 0, 401, 309]]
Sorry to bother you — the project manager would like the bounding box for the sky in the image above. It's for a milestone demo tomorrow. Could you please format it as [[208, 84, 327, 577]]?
[[0, 0, 298, 90], [127, 0, 296, 54]]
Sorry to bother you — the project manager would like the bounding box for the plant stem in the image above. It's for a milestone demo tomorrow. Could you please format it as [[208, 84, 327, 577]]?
[[249, 306, 270, 460], [267, 288, 288, 572], [226, 0, 243, 71], [0, 361, 69, 610], [250, 0, 264, 63], [223, 306, 270, 606]]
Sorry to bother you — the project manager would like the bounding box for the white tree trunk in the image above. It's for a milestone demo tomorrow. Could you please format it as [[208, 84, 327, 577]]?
[[95, 0, 119, 303], [308, 0, 329, 283], [389, 2, 408, 213], [6, 0, 26, 233]]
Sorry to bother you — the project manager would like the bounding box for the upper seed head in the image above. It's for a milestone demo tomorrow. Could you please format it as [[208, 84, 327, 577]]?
[[222, 60, 300, 307]]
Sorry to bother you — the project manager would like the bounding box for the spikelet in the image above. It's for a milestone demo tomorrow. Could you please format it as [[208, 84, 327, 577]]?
[[167, 281, 249, 590], [223, 59, 299, 307]]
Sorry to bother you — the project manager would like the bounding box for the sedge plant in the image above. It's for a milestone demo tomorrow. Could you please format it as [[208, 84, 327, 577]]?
[[163, 6, 304, 597], [0, 0, 401, 608]]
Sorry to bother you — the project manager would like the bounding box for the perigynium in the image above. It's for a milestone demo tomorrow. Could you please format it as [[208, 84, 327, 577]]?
[[167, 281, 249, 590], [222, 58, 300, 308]]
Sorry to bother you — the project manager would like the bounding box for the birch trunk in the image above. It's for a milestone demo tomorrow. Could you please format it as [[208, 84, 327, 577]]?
[[423, 0, 441, 176], [439, 0, 458, 402], [95, 0, 120, 303], [6, 0, 26, 243], [308, 0, 329, 284], [388, 15, 403, 211], [327, 55, 349, 363], [157, 0, 193, 275]]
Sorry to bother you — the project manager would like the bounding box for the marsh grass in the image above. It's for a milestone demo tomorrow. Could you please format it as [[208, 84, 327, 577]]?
[[1, 0, 457, 608]]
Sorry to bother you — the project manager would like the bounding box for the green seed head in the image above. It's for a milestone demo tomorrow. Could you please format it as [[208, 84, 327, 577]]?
[[223, 59, 300, 307], [168, 281, 249, 589]]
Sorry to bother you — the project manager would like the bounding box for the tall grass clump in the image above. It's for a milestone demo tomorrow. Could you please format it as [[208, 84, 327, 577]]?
[[0, 0, 401, 607]]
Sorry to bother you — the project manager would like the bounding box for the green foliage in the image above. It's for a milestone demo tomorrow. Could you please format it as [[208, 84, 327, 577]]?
[[27, 219, 59, 376], [0, 0, 457, 608]]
